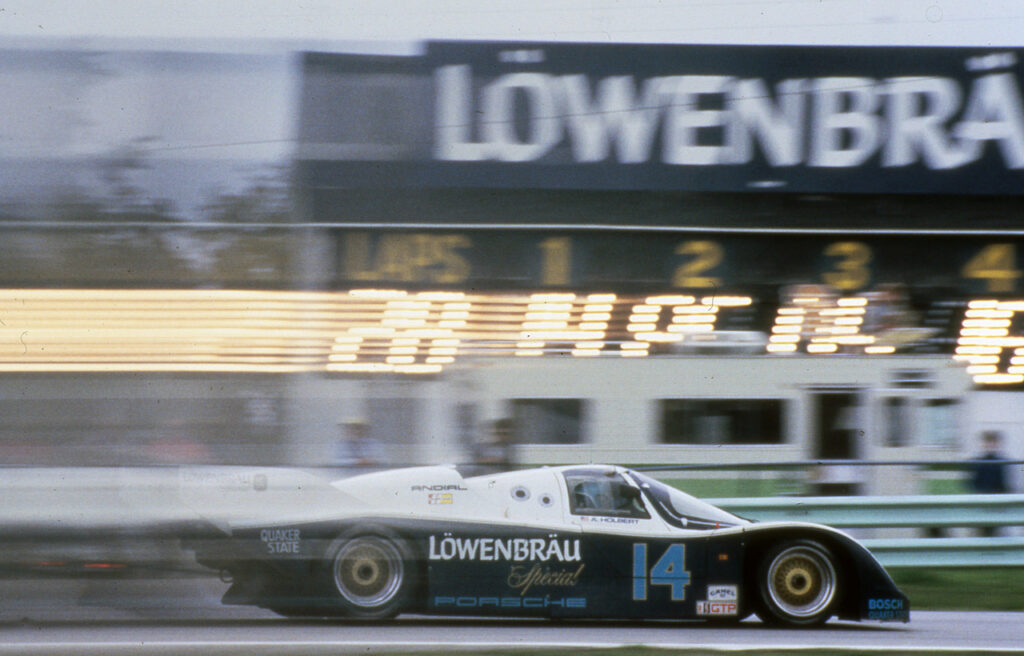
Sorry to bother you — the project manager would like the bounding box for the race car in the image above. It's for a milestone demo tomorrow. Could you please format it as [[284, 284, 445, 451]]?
[[190, 464, 909, 626]]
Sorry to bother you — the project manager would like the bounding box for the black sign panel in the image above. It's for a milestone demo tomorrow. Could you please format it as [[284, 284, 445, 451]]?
[[297, 42, 1024, 195]]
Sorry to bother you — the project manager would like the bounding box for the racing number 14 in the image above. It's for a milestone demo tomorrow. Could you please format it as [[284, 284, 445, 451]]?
[[632, 543, 690, 601]]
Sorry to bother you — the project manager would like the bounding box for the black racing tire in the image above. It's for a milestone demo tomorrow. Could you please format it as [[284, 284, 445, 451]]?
[[755, 539, 839, 627], [326, 528, 416, 619]]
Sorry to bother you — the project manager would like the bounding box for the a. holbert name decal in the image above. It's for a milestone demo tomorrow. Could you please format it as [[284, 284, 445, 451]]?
[[429, 535, 581, 562], [508, 563, 585, 595]]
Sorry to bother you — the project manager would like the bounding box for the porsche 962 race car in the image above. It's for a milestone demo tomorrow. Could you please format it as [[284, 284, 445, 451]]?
[[192, 464, 909, 626]]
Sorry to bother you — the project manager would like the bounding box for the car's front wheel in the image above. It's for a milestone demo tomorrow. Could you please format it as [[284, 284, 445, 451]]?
[[328, 530, 414, 619], [756, 540, 838, 627]]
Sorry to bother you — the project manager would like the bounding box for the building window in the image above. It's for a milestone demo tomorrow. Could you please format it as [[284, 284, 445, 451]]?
[[881, 397, 913, 447], [511, 399, 583, 445], [922, 399, 959, 448], [660, 399, 784, 445]]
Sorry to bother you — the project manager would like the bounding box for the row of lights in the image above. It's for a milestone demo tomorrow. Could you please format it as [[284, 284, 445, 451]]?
[[954, 300, 1024, 385], [0, 288, 1020, 382]]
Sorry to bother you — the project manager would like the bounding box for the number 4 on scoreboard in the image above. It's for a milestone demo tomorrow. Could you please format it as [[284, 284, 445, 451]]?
[[962, 244, 1022, 293], [632, 543, 691, 601]]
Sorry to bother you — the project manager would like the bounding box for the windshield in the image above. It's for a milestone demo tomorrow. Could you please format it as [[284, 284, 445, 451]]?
[[628, 471, 746, 530]]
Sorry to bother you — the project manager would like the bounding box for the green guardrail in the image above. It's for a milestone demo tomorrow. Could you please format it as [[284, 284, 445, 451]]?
[[707, 493, 1024, 567]]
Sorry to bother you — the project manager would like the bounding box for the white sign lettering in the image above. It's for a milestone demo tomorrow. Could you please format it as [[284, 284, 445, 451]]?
[[434, 62, 1024, 171]]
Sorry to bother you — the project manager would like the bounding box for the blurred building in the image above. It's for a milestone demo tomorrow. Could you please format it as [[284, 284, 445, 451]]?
[[1, 41, 1023, 490]]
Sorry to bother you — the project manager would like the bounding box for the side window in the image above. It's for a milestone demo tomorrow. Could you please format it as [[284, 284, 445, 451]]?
[[564, 472, 650, 519]]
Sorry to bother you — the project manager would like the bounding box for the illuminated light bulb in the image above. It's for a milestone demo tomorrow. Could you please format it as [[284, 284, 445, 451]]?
[[807, 343, 838, 353], [974, 374, 1024, 384], [426, 356, 455, 364], [996, 301, 1024, 311], [627, 323, 658, 332], [391, 338, 421, 346], [527, 303, 573, 312], [621, 342, 649, 350], [767, 343, 798, 353], [700, 296, 751, 307], [965, 310, 1014, 318], [864, 345, 896, 354], [385, 301, 431, 310], [572, 349, 601, 357], [646, 295, 695, 305], [331, 343, 361, 352], [962, 319, 1012, 328], [674, 324, 713, 333], [515, 350, 544, 357], [351, 327, 396, 336], [429, 348, 458, 356], [833, 335, 875, 345], [837, 297, 868, 307], [621, 349, 649, 357], [775, 317, 804, 325], [382, 319, 426, 328], [416, 292, 465, 301], [635, 332, 683, 342], [772, 326, 802, 334], [327, 353, 357, 362], [395, 364, 444, 374], [968, 300, 1001, 309], [961, 328, 1010, 337], [967, 365, 998, 374], [586, 293, 616, 302], [386, 355, 416, 364], [777, 308, 806, 315], [629, 313, 660, 323], [769, 335, 800, 343], [349, 289, 407, 299], [792, 297, 820, 304], [530, 293, 576, 302], [956, 346, 1003, 354]]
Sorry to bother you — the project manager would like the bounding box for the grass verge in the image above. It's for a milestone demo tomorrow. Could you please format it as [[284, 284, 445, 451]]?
[[889, 567, 1024, 611]]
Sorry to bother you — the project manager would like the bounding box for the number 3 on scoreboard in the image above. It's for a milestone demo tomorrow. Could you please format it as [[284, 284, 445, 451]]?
[[632, 543, 691, 601]]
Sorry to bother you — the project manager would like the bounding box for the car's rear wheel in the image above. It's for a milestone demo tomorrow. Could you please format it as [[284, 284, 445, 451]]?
[[328, 530, 413, 619], [756, 540, 838, 627]]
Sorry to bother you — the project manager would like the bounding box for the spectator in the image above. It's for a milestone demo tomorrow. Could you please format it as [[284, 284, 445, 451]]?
[[336, 418, 383, 468], [471, 418, 516, 473], [970, 430, 1011, 537]]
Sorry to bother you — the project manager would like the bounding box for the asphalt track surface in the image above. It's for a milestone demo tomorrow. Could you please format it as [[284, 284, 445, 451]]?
[[1, 578, 1022, 653]]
